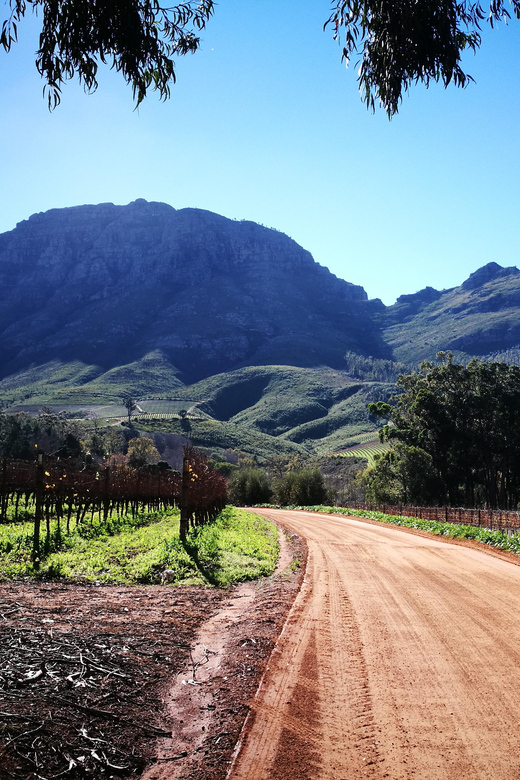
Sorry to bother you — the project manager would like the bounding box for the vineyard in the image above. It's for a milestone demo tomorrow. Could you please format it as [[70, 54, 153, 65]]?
[[137, 400, 203, 415], [5, 399, 209, 420], [338, 430, 382, 447], [336, 438, 390, 465], [0, 447, 226, 567]]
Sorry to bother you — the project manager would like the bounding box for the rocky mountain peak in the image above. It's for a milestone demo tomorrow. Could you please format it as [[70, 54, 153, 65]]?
[[461, 262, 520, 291], [0, 201, 386, 383]]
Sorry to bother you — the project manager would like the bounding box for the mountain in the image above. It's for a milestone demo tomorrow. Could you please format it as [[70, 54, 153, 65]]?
[[2, 201, 520, 459], [384, 262, 520, 364], [0, 199, 387, 387]]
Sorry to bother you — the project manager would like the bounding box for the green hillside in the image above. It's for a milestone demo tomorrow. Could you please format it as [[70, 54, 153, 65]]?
[[0, 351, 184, 406], [137, 417, 307, 462], [1, 363, 389, 460], [385, 264, 520, 365]]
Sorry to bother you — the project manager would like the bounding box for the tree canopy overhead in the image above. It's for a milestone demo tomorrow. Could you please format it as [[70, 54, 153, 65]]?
[[1, 0, 519, 113], [0, 0, 214, 108], [327, 0, 520, 114]]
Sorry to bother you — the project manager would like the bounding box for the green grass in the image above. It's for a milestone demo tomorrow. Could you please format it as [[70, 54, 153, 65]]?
[[187, 507, 280, 586], [0, 506, 279, 587], [285, 504, 520, 557], [138, 417, 306, 461]]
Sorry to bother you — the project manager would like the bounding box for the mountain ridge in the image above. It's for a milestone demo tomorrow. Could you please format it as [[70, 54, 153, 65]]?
[[1, 200, 520, 412], [0, 199, 389, 386]]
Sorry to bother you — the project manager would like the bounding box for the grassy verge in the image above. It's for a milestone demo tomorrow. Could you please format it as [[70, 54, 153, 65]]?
[[0, 507, 279, 586], [258, 504, 520, 557]]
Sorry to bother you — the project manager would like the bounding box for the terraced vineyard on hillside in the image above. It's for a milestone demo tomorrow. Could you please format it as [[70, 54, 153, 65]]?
[[337, 437, 391, 465]]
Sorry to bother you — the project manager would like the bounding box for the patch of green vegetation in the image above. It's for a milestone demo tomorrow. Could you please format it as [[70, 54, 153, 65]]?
[[165, 366, 365, 434], [187, 507, 279, 586], [0, 507, 279, 586], [0, 360, 105, 406], [138, 417, 306, 461], [281, 384, 392, 453], [0, 351, 184, 406], [337, 440, 391, 465], [285, 505, 520, 557], [1, 360, 395, 459]]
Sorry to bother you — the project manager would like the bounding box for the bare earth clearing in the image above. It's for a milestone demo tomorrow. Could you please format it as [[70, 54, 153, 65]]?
[[4, 510, 520, 780], [0, 527, 305, 780]]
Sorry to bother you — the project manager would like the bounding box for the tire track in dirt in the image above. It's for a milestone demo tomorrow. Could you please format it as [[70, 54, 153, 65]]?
[[228, 509, 520, 780]]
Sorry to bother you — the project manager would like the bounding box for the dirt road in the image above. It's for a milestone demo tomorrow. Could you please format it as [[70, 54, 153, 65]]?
[[229, 509, 520, 780]]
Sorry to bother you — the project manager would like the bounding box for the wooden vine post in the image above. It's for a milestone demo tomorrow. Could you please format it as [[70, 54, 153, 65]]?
[[103, 466, 110, 521], [33, 451, 44, 569], [180, 454, 190, 542]]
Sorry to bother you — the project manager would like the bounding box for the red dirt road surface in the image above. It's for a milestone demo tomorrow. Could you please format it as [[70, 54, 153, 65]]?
[[230, 509, 520, 780]]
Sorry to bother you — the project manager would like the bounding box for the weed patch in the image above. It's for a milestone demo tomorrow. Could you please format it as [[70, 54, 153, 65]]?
[[0, 507, 279, 586]]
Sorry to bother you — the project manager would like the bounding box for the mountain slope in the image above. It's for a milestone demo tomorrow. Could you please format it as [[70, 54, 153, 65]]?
[[0, 199, 388, 385], [384, 262, 520, 364]]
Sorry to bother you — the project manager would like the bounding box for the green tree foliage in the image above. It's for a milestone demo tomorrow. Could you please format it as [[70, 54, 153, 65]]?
[[83, 427, 125, 461], [369, 353, 520, 508], [1, 0, 214, 108], [275, 468, 328, 507], [2, 0, 517, 114], [127, 436, 160, 468], [359, 443, 441, 505], [344, 351, 410, 383], [327, 0, 520, 115], [0, 409, 83, 459], [228, 468, 272, 506]]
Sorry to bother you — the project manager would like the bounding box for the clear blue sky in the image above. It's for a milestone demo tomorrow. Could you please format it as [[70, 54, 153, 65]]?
[[1, 0, 519, 304]]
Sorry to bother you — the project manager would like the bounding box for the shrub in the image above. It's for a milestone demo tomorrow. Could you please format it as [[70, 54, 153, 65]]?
[[275, 468, 328, 506], [228, 468, 273, 506]]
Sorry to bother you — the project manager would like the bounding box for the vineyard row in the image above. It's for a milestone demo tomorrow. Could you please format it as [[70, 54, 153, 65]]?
[[0, 447, 227, 565]]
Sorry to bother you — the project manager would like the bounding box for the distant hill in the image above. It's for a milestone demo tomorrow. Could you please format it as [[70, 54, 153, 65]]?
[[384, 262, 520, 364], [2, 201, 520, 458]]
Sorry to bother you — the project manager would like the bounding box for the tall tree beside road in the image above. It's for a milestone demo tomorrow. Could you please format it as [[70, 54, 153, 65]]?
[[368, 353, 520, 508]]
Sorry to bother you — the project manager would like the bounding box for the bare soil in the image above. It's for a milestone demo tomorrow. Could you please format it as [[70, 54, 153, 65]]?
[[230, 508, 520, 780], [0, 526, 306, 780], [6, 507, 520, 780]]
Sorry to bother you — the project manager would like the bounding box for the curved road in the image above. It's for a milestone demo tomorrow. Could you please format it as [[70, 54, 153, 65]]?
[[229, 509, 520, 780]]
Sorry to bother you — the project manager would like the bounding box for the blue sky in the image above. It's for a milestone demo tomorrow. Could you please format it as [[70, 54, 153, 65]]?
[[1, 0, 519, 305]]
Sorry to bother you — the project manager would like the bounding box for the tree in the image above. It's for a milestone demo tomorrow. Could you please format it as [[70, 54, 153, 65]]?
[[359, 443, 441, 505], [369, 353, 520, 508], [127, 436, 160, 468], [1, 0, 214, 108], [275, 468, 328, 507], [122, 395, 137, 423], [328, 0, 520, 115], [228, 468, 273, 506], [1, 0, 517, 115]]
